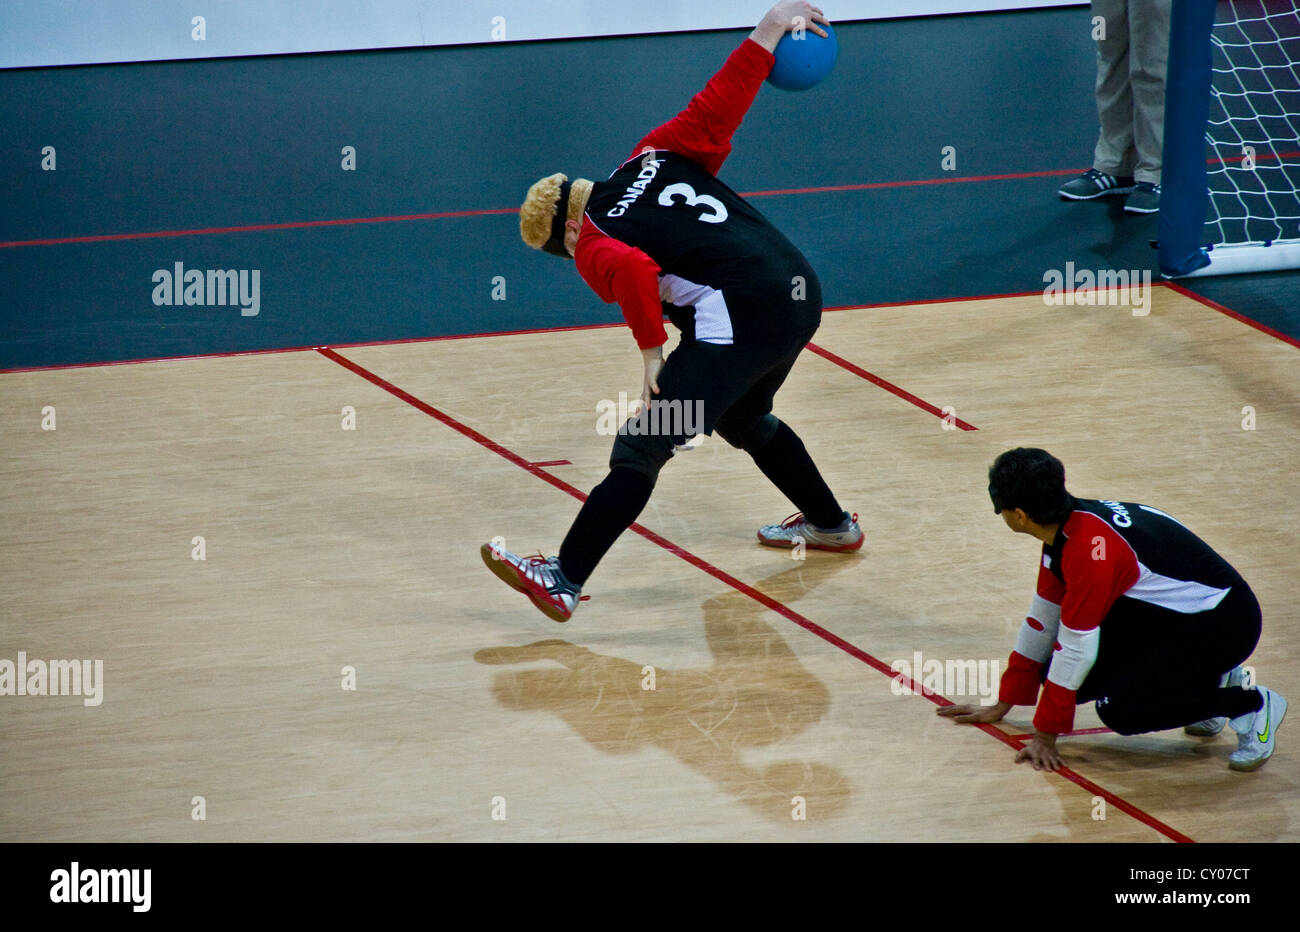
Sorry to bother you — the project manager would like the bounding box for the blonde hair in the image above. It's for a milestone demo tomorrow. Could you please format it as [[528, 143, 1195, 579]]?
[[520, 173, 593, 250]]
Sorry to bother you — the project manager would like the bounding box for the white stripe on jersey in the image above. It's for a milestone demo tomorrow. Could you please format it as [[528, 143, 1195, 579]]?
[[610, 148, 668, 175], [1128, 562, 1231, 613], [1047, 624, 1100, 691], [1015, 594, 1062, 664], [659, 274, 734, 345], [1138, 503, 1186, 526]]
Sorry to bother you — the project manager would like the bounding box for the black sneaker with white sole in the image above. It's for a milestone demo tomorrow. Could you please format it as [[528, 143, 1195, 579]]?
[[1058, 168, 1136, 200], [1124, 182, 1161, 214]]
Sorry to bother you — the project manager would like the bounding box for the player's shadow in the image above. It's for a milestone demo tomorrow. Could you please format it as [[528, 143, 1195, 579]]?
[[474, 559, 855, 822]]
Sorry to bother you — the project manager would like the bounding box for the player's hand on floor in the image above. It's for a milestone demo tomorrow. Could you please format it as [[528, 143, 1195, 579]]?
[[1015, 733, 1064, 772], [937, 700, 1011, 724]]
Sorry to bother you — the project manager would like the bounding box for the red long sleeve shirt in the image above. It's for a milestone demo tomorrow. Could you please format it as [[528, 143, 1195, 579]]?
[[999, 511, 1140, 734], [998, 499, 1240, 734], [574, 38, 775, 349]]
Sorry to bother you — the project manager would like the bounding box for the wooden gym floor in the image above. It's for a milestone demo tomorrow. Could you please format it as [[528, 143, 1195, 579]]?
[[1, 284, 1297, 842]]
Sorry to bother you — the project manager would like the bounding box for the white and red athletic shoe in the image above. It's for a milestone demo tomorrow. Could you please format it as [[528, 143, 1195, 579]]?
[[756, 512, 863, 552], [480, 541, 586, 622]]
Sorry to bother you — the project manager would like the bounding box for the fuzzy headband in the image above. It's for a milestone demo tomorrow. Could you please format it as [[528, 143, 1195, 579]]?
[[520, 173, 593, 259]]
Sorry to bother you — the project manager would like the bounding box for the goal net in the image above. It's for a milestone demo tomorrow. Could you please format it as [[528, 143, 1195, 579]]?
[[1159, 0, 1300, 277]]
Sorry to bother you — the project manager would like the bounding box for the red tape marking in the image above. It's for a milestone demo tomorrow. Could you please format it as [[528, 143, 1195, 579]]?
[[805, 342, 978, 430]]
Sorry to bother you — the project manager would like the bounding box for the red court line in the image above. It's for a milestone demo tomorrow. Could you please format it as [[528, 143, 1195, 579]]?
[[826, 290, 1047, 311], [1211, 148, 1300, 167], [0, 207, 519, 249], [0, 322, 627, 375], [746, 150, 1300, 197], [743, 167, 1082, 197], [0, 166, 1125, 250], [1007, 727, 1115, 741], [317, 344, 1192, 844], [0, 298, 1024, 373], [1163, 280, 1300, 352], [0, 289, 1092, 375], [805, 342, 978, 430], [7, 148, 1298, 249], [5, 280, 1295, 377], [0, 295, 1034, 375], [530, 460, 571, 467]]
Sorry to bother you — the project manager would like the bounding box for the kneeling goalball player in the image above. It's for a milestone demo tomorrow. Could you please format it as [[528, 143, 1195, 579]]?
[[481, 2, 862, 622], [940, 447, 1285, 773]]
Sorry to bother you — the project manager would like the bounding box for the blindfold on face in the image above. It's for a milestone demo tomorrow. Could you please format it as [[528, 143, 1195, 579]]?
[[542, 179, 573, 259]]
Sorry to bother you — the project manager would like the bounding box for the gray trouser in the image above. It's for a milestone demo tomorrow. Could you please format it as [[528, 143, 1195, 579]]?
[[1090, 0, 1172, 184]]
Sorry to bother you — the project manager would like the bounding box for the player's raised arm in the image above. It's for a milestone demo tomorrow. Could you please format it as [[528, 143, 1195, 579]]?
[[636, 2, 830, 175]]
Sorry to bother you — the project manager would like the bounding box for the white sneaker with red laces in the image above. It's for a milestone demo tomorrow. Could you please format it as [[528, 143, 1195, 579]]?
[[757, 512, 863, 552], [480, 541, 586, 622]]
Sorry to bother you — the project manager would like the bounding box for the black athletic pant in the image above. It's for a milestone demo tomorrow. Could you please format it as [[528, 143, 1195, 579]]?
[[1075, 584, 1264, 735], [558, 323, 843, 587]]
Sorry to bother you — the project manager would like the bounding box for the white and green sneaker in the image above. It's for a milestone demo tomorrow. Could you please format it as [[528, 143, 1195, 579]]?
[[1124, 181, 1162, 214], [1228, 686, 1287, 772], [1185, 666, 1248, 736]]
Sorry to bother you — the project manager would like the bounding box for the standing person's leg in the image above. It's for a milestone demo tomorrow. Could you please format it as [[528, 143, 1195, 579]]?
[[1121, 0, 1172, 212], [482, 335, 809, 620], [1059, 0, 1140, 198], [559, 336, 827, 582], [710, 328, 857, 546], [1092, 0, 1138, 180], [1127, 0, 1171, 185]]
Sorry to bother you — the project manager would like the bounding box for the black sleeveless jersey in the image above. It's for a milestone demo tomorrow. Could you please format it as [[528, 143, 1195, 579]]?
[[584, 149, 821, 341]]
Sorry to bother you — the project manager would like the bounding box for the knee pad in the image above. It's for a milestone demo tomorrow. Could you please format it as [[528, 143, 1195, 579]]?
[[609, 425, 675, 482], [717, 413, 781, 453]]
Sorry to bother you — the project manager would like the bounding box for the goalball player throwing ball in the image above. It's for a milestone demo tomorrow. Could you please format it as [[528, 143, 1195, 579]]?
[[941, 448, 1286, 773], [482, 2, 861, 621]]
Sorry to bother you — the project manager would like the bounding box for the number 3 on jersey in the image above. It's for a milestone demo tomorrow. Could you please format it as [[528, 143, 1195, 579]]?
[[658, 182, 728, 224]]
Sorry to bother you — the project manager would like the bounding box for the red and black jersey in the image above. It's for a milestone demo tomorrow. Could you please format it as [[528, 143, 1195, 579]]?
[[574, 38, 819, 349], [999, 498, 1246, 734]]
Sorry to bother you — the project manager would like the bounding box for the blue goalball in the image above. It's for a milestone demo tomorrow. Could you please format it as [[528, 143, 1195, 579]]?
[[767, 23, 838, 92]]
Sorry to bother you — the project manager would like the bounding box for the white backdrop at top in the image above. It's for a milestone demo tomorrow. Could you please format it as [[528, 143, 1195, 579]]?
[[0, 0, 1086, 69]]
